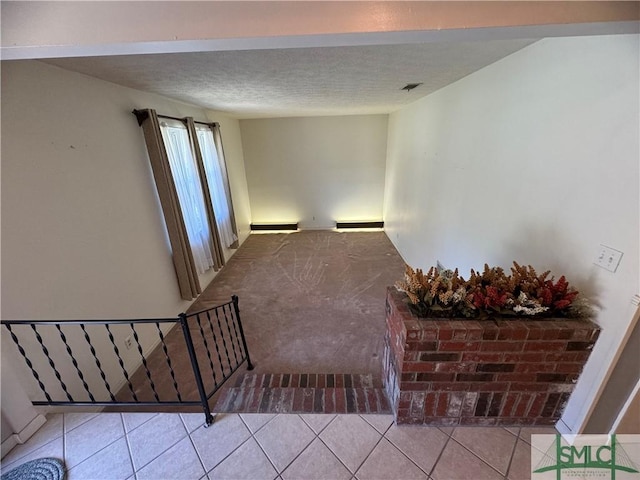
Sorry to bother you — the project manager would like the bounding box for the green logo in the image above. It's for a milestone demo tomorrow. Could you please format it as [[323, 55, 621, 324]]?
[[532, 434, 639, 480]]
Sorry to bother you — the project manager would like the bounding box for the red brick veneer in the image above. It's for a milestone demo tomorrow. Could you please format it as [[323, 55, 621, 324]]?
[[383, 287, 599, 426], [214, 373, 391, 414]]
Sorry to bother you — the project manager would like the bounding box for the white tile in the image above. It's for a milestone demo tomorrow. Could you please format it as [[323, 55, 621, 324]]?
[[431, 439, 503, 480], [67, 437, 133, 480], [136, 437, 205, 480], [126, 413, 186, 470], [190, 414, 250, 472], [319, 415, 382, 473], [64, 412, 100, 433], [452, 427, 517, 474], [65, 414, 125, 469], [181, 413, 209, 434], [385, 424, 448, 473], [361, 415, 394, 435], [299, 414, 335, 434], [616, 434, 640, 464], [37, 414, 64, 443], [507, 439, 532, 480], [504, 427, 520, 437], [1, 437, 63, 474], [519, 427, 557, 445], [438, 427, 454, 436], [208, 438, 277, 480], [239, 413, 276, 433], [527, 434, 558, 479], [254, 414, 315, 472], [356, 439, 428, 480], [282, 438, 351, 480], [121, 413, 158, 433]]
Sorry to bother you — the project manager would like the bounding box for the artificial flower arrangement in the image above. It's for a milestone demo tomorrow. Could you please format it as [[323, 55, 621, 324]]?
[[395, 262, 593, 319]]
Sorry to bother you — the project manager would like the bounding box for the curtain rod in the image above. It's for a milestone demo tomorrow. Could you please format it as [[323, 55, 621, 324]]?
[[132, 109, 219, 128], [158, 114, 217, 127]]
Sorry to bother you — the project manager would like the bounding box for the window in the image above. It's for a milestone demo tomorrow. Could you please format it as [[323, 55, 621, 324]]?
[[134, 109, 238, 299], [160, 120, 215, 274], [195, 125, 237, 248]]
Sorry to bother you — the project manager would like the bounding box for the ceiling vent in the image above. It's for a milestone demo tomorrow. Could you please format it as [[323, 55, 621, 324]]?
[[401, 83, 423, 92]]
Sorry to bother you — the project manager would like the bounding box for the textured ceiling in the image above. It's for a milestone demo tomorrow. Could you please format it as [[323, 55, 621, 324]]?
[[44, 38, 538, 119]]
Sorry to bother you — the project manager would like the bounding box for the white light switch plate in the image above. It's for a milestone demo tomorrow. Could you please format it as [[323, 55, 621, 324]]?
[[595, 245, 623, 272]]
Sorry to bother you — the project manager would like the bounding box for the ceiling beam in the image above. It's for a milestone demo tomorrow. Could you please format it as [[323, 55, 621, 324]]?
[[2, 1, 639, 60]]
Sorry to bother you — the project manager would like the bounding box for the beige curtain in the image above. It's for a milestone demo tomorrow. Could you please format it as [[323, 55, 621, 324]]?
[[186, 118, 226, 270], [135, 109, 201, 300], [211, 124, 239, 249]]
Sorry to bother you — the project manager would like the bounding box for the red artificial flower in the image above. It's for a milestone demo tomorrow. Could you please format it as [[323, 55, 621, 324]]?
[[486, 286, 508, 308], [472, 287, 509, 310], [537, 287, 553, 306]]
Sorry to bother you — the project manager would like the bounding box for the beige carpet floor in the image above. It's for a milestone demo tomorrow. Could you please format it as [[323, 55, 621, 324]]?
[[188, 230, 406, 375]]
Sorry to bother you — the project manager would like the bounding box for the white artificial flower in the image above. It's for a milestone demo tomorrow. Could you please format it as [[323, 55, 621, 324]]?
[[452, 286, 467, 304]]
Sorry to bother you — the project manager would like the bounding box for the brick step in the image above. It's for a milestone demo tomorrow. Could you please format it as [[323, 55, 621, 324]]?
[[235, 373, 384, 389], [213, 373, 391, 414]]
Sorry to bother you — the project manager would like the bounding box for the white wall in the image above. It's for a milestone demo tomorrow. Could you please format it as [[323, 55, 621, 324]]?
[[2, 60, 250, 319], [1, 60, 251, 417], [614, 379, 640, 434], [241, 115, 388, 229], [384, 34, 639, 433]]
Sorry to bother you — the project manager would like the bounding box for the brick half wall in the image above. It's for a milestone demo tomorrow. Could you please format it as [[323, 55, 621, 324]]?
[[383, 287, 600, 426]]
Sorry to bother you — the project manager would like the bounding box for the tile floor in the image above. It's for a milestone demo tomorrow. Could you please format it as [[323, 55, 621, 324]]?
[[1, 412, 555, 479]]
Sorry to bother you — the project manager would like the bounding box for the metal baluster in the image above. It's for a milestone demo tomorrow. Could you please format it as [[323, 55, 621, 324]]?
[[56, 324, 95, 402], [155, 323, 182, 402], [205, 311, 224, 387], [204, 311, 225, 385], [193, 314, 217, 381], [221, 304, 241, 365], [225, 303, 244, 362], [30, 325, 74, 402], [179, 314, 214, 427], [80, 324, 116, 401], [105, 325, 138, 402], [5, 324, 52, 402], [232, 295, 254, 370], [213, 307, 233, 374], [130, 324, 160, 402]]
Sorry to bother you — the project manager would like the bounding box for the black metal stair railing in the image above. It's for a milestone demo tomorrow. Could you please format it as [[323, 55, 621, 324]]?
[[1, 296, 253, 427]]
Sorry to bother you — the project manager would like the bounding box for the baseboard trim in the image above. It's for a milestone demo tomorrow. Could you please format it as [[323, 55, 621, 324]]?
[[250, 223, 298, 231], [555, 418, 573, 435], [1, 436, 19, 459], [336, 221, 384, 229], [1, 413, 47, 458]]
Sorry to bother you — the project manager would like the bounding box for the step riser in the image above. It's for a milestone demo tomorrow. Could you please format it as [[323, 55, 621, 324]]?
[[216, 373, 391, 415], [215, 386, 391, 414], [236, 373, 383, 389]]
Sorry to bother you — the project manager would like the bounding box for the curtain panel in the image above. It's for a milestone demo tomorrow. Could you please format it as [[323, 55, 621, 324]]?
[[160, 119, 218, 274], [134, 110, 239, 300], [211, 124, 240, 249], [194, 123, 238, 249], [185, 118, 226, 269], [135, 109, 201, 300]]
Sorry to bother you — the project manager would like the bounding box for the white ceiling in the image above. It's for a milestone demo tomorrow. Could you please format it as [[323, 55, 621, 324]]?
[[43, 38, 538, 119]]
